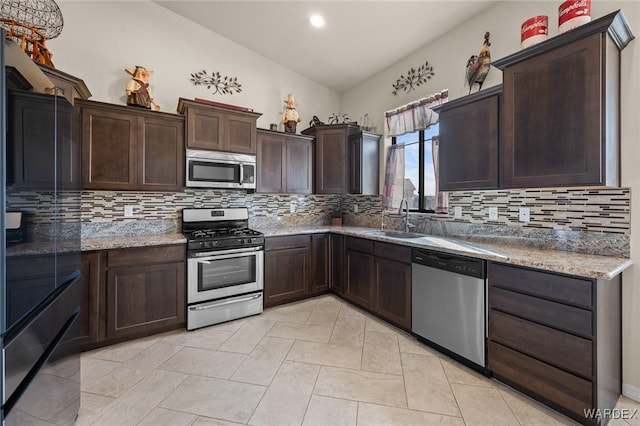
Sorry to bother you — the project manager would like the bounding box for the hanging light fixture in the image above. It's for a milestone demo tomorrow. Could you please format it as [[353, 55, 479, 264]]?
[[1, 0, 64, 67]]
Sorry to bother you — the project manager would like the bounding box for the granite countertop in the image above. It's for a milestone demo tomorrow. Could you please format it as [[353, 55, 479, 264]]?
[[81, 233, 187, 251], [5, 233, 187, 257], [259, 225, 632, 281]]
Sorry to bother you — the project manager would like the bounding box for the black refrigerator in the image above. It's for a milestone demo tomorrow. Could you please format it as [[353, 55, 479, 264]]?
[[1, 31, 81, 424]]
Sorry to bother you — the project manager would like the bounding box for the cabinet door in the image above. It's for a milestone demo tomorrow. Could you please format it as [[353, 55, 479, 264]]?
[[8, 91, 80, 189], [345, 249, 374, 309], [225, 114, 257, 154], [79, 252, 102, 349], [257, 131, 285, 193], [502, 34, 604, 188], [330, 234, 344, 295], [315, 128, 348, 193], [81, 106, 137, 190], [373, 246, 411, 330], [264, 246, 309, 308], [106, 261, 185, 339], [349, 134, 363, 194], [438, 92, 499, 191], [286, 136, 313, 194], [310, 234, 330, 295], [137, 115, 185, 191], [185, 105, 224, 151]]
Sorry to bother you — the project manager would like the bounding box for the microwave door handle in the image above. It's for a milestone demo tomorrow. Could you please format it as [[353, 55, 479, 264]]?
[[239, 163, 244, 183]]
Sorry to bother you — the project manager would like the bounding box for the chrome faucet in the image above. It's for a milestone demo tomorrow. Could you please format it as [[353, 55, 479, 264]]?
[[399, 199, 409, 232]]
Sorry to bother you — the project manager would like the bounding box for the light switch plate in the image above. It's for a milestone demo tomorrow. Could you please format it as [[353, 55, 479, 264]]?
[[488, 207, 498, 221], [519, 207, 530, 222], [354, 204, 359, 213], [124, 205, 134, 217], [454, 206, 462, 219], [289, 201, 296, 213]]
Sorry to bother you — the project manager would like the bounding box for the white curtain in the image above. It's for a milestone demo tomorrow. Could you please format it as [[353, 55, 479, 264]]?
[[385, 90, 448, 136], [383, 144, 405, 211]]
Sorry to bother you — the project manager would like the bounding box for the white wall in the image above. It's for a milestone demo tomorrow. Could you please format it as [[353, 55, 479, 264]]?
[[342, 0, 640, 400], [48, 0, 340, 130]]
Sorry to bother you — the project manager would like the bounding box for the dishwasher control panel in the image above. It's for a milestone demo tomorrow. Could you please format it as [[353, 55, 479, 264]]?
[[412, 248, 485, 279]]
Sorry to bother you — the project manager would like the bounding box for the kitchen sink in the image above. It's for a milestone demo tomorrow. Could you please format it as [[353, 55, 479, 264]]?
[[364, 230, 425, 239]]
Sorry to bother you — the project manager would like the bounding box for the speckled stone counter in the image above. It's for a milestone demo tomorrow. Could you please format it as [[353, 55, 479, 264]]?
[[81, 233, 186, 251], [258, 225, 632, 281], [6, 233, 187, 256]]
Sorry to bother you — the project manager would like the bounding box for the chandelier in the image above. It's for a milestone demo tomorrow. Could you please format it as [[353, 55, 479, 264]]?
[[1, 0, 63, 67]]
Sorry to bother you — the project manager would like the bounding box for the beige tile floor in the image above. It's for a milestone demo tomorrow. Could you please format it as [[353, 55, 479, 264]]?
[[77, 294, 640, 425]]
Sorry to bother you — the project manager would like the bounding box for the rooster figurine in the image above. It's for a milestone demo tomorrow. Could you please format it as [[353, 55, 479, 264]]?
[[465, 32, 491, 94]]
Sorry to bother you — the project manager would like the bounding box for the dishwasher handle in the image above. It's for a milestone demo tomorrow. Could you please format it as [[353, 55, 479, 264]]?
[[412, 248, 485, 279]]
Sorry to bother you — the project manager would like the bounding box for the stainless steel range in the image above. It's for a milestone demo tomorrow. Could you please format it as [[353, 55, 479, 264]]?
[[183, 207, 264, 330]]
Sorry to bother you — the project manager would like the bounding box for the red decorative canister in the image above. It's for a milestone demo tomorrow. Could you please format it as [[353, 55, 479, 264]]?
[[521, 15, 549, 49], [559, 0, 591, 33]]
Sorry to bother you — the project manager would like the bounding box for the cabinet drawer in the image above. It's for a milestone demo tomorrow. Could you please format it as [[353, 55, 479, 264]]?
[[488, 341, 592, 419], [489, 262, 593, 308], [107, 245, 185, 267], [489, 287, 592, 337], [265, 235, 310, 251], [489, 310, 592, 378], [345, 237, 373, 254], [374, 242, 411, 264]]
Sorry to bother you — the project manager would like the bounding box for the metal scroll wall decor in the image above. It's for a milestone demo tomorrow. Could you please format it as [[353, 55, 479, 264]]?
[[391, 60, 435, 96], [0, 0, 64, 66], [190, 70, 243, 95]]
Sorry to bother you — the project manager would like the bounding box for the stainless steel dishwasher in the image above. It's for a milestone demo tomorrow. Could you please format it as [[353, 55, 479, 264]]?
[[412, 248, 487, 371]]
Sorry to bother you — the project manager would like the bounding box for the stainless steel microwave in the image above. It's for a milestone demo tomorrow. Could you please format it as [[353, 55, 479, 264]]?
[[186, 149, 256, 189]]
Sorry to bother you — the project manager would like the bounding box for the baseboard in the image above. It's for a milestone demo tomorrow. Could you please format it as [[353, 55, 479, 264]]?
[[622, 383, 640, 402]]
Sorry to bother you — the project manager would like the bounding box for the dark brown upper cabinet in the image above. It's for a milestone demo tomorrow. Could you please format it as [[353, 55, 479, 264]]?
[[78, 99, 185, 191], [349, 131, 381, 195], [177, 98, 262, 154], [434, 85, 501, 191], [7, 90, 80, 190], [302, 124, 380, 194], [256, 129, 313, 194], [493, 10, 634, 189]]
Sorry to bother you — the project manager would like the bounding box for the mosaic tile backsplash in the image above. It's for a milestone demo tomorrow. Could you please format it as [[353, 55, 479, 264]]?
[[6, 187, 631, 257]]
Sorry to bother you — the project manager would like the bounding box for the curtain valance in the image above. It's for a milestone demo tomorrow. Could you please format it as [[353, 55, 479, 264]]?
[[385, 89, 448, 137]]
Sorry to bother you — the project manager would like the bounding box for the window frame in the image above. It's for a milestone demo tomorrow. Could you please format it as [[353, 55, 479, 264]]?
[[391, 128, 436, 213]]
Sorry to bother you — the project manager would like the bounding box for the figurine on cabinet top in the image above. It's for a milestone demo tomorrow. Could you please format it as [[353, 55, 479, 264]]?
[[282, 94, 301, 133], [125, 66, 160, 110]]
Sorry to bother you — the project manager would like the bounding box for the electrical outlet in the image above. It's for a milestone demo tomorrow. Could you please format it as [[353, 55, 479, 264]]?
[[488, 207, 498, 221], [124, 205, 134, 217], [519, 207, 530, 222], [289, 201, 296, 213], [454, 206, 462, 219], [354, 204, 359, 213]]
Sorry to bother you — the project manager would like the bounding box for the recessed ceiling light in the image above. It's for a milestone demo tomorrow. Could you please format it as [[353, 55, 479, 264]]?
[[309, 14, 326, 28]]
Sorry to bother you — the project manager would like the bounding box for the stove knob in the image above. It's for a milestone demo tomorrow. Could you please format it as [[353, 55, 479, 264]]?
[[247, 238, 252, 244], [200, 242, 205, 248], [206, 241, 213, 248], [240, 239, 245, 244], [212, 240, 218, 246]]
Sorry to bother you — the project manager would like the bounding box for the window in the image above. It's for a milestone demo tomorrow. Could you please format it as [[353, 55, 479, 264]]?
[[392, 124, 439, 212]]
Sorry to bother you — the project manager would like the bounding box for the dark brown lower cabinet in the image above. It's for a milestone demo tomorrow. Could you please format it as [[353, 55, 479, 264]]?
[[488, 262, 621, 425], [264, 235, 310, 308], [330, 234, 344, 296], [345, 237, 375, 309], [343, 237, 412, 331], [106, 245, 185, 340], [263, 233, 332, 308], [310, 234, 330, 295], [78, 251, 103, 350], [79, 244, 185, 351], [373, 243, 411, 330]]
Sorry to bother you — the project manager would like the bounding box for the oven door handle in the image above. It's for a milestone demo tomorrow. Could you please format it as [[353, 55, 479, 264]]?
[[189, 293, 262, 311]]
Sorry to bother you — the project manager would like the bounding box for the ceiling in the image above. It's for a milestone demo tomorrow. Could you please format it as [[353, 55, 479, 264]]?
[[154, 1, 499, 93]]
